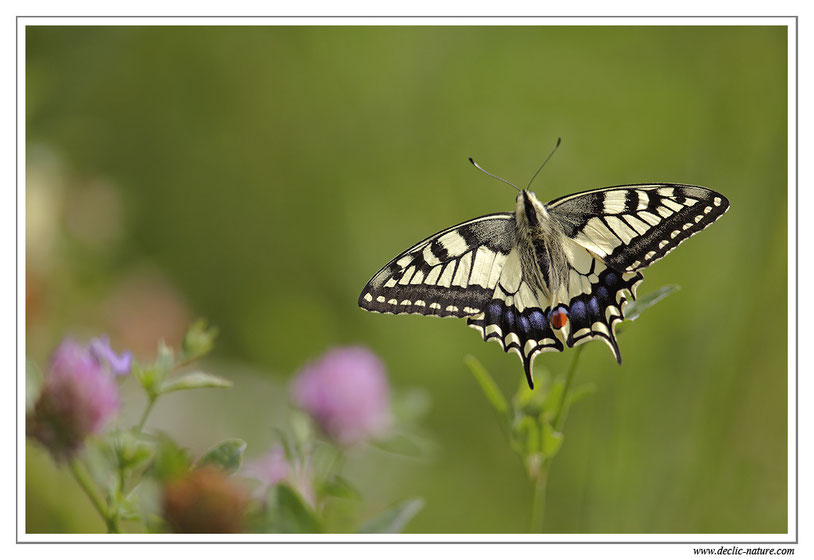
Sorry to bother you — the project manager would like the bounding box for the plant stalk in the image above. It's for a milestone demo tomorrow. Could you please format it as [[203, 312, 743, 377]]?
[[136, 397, 156, 432], [68, 459, 120, 533], [529, 345, 584, 532], [553, 345, 584, 432], [529, 461, 550, 532]]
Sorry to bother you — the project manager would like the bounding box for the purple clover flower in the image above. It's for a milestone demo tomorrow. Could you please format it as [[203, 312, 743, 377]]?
[[27, 338, 123, 460], [292, 347, 391, 447], [244, 446, 315, 506]]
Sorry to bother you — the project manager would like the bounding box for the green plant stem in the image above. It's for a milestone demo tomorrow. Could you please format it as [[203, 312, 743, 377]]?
[[333, 448, 347, 477], [528, 345, 584, 532], [136, 396, 156, 432], [529, 461, 550, 532], [553, 345, 584, 432], [68, 459, 120, 533], [117, 455, 127, 498]]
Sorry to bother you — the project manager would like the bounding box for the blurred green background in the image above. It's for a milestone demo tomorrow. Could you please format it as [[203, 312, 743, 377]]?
[[26, 25, 787, 533]]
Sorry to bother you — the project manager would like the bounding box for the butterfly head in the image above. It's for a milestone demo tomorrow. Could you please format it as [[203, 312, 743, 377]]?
[[516, 189, 549, 229]]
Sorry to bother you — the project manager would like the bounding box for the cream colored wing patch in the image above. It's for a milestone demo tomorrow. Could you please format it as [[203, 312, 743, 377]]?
[[546, 184, 730, 272]]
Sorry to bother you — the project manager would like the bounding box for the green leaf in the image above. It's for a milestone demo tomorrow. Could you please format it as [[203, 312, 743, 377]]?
[[565, 383, 596, 408], [134, 363, 163, 398], [391, 388, 432, 425], [541, 421, 564, 459], [195, 438, 246, 474], [623, 284, 680, 322], [318, 475, 362, 501], [182, 320, 218, 362], [113, 430, 155, 472], [512, 366, 549, 416], [159, 371, 232, 394], [26, 359, 43, 411], [542, 378, 565, 423], [116, 497, 141, 522], [289, 410, 313, 450], [272, 429, 297, 464], [149, 435, 191, 481], [358, 497, 424, 533], [512, 415, 540, 456], [135, 340, 176, 399], [464, 355, 509, 417], [270, 483, 323, 533], [371, 433, 424, 457], [156, 340, 175, 372]]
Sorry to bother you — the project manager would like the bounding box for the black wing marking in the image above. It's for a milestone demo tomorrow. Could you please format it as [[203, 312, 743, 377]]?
[[358, 213, 516, 318], [546, 184, 729, 271], [563, 264, 642, 360]]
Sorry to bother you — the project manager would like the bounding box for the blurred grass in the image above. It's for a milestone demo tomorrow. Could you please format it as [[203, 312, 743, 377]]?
[[26, 25, 787, 533]]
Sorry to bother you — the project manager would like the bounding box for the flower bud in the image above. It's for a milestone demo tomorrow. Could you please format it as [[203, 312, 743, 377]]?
[[162, 467, 248, 533]]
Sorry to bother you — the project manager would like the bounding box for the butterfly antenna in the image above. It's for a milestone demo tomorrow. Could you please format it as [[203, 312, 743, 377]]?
[[526, 137, 562, 189], [468, 157, 521, 192]]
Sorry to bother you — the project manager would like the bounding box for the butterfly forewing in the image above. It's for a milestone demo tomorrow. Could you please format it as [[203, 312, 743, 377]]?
[[546, 184, 730, 272], [358, 213, 516, 318]]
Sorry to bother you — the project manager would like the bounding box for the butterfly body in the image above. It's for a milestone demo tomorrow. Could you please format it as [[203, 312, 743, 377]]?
[[359, 182, 729, 389]]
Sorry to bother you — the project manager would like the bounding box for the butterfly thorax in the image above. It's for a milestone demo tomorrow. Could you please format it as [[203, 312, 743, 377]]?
[[514, 190, 570, 307]]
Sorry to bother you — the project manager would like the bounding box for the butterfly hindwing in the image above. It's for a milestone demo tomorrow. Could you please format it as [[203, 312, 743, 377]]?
[[559, 242, 643, 360], [466, 248, 562, 381], [546, 184, 730, 272], [467, 240, 643, 386], [358, 213, 516, 318]]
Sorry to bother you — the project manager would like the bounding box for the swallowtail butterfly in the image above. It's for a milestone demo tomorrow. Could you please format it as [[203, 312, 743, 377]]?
[[358, 148, 729, 389]]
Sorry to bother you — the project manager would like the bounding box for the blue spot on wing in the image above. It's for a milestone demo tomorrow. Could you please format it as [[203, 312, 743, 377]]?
[[517, 313, 532, 339], [570, 299, 587, 325], [486, 302, 503, 326], [502, 307, 517, 340], [587, 295, 602, 321], [528, 309, 546, 331]]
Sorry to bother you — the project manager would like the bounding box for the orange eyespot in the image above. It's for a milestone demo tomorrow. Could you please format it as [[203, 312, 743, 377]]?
[[550, 308, 569, 329]]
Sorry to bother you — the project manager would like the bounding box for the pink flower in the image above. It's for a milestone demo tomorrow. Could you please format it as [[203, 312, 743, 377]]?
[[244, 446, 315, 506], [292, 347, 391, 447], [27, 338, 122, 460], [244, 446, 290, 488]]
